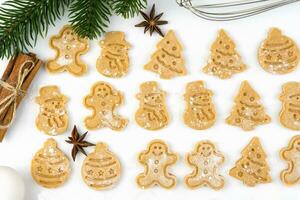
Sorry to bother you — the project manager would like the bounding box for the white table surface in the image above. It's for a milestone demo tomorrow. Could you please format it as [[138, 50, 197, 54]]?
[[0, 0, 300, 199]]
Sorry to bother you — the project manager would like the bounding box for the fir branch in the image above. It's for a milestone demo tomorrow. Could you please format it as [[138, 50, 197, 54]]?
[[69, 0, 111, 40], [110, 0, 147, 18], [0, 0, 70, 59]]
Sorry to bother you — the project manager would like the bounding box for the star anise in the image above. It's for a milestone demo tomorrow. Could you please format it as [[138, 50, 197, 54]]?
[[135, 4, 168, 37], [65, 126, 95, 161]]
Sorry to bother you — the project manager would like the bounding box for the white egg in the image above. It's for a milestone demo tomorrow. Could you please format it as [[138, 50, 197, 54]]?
[[0, 166, 25, 200]]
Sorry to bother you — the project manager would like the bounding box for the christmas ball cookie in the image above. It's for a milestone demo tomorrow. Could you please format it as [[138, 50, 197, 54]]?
[[258, 28, 300, 74], [31, 139, 71, 188], [82, 142, 121, 190]]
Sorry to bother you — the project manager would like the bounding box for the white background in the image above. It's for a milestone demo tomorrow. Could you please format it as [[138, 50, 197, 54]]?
[[0, 0, 300, 199]]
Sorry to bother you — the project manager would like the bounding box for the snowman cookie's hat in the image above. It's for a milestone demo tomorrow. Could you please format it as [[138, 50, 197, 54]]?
[[36, 86, 68, 104], [186, 81, 211, 95], [101, 31, 131, 48]]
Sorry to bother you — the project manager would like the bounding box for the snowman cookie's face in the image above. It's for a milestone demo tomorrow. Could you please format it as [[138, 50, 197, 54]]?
[[144, 93, 163, 107], [197, 143, 214, 157], [292, 138, 300, 151], [106, 43, 126, 55], [44, 99, 64, 110], [150, 142, 167, 156], [94, 84, 112, 99], [190, 92, 211, 106], [286, 93, 300, 105]]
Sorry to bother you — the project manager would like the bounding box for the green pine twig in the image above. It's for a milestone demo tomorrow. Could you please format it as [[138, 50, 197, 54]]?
[[68, 0, 111, 40], [110, 0, 147, 18], [0, 0, 70, 59]]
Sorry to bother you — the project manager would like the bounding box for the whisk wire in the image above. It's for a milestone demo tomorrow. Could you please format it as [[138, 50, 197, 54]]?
[[177, 0, 300, 21]]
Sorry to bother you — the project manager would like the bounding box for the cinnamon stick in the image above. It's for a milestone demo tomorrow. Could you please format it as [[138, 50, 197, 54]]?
[[0, 53, 42, 142]]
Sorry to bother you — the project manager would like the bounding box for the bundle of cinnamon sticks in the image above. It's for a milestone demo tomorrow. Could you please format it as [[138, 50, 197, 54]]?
[[0, 53, 42, 142]]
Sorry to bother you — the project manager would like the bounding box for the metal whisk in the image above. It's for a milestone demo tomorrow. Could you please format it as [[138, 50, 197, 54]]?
[[177, 0, 300, 21]]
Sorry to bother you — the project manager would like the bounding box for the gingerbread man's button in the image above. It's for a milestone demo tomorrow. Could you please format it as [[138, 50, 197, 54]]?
[[47, 25, 89, 76]]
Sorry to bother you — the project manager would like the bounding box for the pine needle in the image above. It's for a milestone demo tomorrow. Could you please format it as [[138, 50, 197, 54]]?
[[110, 0, 147, 19], [69, 0, 112, 40], [0, 0, 70, 59]]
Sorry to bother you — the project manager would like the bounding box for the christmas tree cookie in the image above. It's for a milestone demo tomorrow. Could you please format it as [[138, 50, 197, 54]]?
[[203, 29, 246, 79], [144, 30, 187, 79], [229, 137, 272, 187], [185, 141, 225, 190], [31, 139, 71, 188], [258, 28, 300, 74], [184, 81, 216, 130], [96, 31, 131, 78], [280, 135, 300, 185], [226, 81, 271, 131], [82, 142, 121, 190], [279, 82, 300, 130]]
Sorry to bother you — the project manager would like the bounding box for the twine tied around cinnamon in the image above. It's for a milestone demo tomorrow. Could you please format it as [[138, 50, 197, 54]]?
[[0, 60, 35, 129]]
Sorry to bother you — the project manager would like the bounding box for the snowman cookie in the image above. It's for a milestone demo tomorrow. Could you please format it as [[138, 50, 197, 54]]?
[[83, 82, 128, 131], [137, 139, 178, 189], [47, 25, 89, 76], [184, 81, 216, 130], [82, 142, 121, 190], [258, 28, 300, 74], [279, 82, 300, 130], [135, 81, 169, 130], [31, 139, 71, 188], [96, 31, 131, 78], [280, 135, 300, 185], [185, 141, 225, 190], [35, 86, 68, 135]]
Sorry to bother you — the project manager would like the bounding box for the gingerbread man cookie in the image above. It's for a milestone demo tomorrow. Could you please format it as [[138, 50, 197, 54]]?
[[47, 25, 89, 76], [135, 81, 169, 130], [184, 81, 216, 130], [185, 141, 225, 190], [82, 142, 121, 190], [35, 86, 68, 136], [31, 139, 71, 188], [83, 82, 128, 131], [203, 29, 246, 79], [258, 28, 300, 74], [145, 30, 187, 79], [279, 82, 300, 130], [96, 31, 131, 78], [137, 140, 178, 189], [280, 135, 300, 185]]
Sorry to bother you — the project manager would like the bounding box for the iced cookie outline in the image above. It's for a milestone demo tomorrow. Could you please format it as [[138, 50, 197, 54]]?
[[184, 81, 216, 130], [47, 25, 89, 76], [144, 30, 187, 79], [35, 85, 68, 136], [82, 142, 121, 190], [135, 81, 169, 130], [203, 29, 246, 79], [229, 137, 272, 187], [136, 139, 178, 189], [185, 140, 225, 190], [96, 31, 131, 78], [279, 82, 300, 130], [31, 138, 71, 188], [83, 81, 128, 131], [226, 81, 271, 131], [258, 28, 300, 74], [280, 135, 300, 185]]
